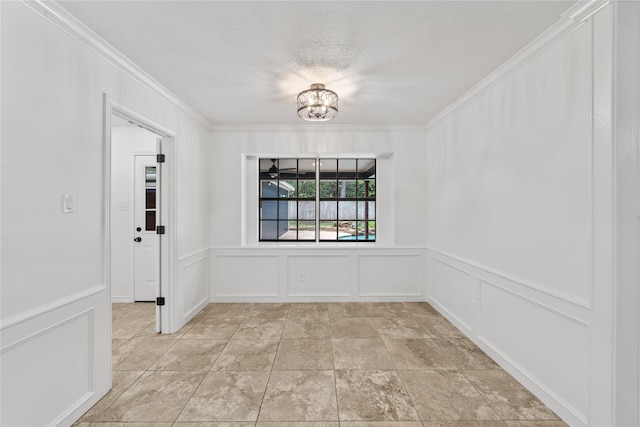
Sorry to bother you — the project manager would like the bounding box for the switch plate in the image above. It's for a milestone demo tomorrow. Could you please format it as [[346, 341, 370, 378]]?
[[62, 193, 74, 213]]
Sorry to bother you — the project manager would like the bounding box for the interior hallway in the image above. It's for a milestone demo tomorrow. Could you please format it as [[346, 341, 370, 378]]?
[[74, 302, 566, 426]]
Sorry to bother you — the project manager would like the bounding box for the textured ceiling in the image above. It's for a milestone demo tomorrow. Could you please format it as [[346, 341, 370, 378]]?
[[58, 1, 574, 126]]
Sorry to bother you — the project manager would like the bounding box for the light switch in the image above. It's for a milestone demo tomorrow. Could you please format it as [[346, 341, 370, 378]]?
[[62, 193, 74, 213]]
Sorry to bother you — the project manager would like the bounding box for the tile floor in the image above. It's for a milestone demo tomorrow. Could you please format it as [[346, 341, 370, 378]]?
[[74, 302, 568, 427]]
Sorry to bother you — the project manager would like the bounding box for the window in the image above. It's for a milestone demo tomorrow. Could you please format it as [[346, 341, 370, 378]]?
[[259, 158, 376, 242]]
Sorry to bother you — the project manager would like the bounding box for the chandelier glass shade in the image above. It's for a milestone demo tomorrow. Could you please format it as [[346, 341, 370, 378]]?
[[296, 83, 338, 121]]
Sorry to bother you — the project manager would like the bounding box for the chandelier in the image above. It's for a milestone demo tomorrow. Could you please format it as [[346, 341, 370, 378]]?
[[296, 83, 338, 121]]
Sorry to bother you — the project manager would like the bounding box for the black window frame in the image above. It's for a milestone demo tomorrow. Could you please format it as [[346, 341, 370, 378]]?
[[258, 157, 376, 243]]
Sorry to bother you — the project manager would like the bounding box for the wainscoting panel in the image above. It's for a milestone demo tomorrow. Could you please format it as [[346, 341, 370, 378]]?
[[287, 255, 351, 297], [179, 250, 210, 327], [0, 286, 110, 426], [479, 279, 589, 422], [358, 254, 423, 297], [427, 255, 474, 332], [213, 254, 280, 297], [210, 248, 426, 302], [426, 248, 592, 426]]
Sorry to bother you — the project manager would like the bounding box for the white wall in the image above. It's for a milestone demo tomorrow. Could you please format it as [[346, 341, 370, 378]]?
[[0, 2, 211, 425], [209, 128, 428, 301], [425, 3, 638, 426]]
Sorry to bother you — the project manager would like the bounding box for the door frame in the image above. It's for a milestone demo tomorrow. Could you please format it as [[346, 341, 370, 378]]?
[[103, 94, 176, 334]]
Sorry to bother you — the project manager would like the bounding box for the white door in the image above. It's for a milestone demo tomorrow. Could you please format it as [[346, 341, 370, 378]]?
[[134, 155, 159, 302]]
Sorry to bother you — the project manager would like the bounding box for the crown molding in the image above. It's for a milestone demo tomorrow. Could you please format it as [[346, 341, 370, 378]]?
[[21, 0, 214, 129], [425, 0, 610, 129], [211, 123, 428, 133]]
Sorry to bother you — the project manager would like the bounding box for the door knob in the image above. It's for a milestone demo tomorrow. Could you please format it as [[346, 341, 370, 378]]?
[[134, 237, 142, 242]]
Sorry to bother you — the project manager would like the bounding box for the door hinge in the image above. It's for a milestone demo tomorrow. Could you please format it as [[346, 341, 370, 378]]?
[[157, 153, 166, 163], [156, 297, 165, 306], [156, 225, 165, 234]]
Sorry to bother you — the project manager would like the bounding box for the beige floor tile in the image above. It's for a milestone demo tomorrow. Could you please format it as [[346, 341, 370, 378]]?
[[414, 315, 465, 339], [258, 370, 338, 422], [182, 318, 242, 340], [340, 422, 424, 427], [121, 303, 157, 318], [112, 338, 176, 371], [330, 317, 380, 339], [248, 303, 290, 318], [149, 340, 227, 371], [112, 315, 155, 340], [463, 370, 561, 421], [111, 303, 139, 320], [78, 303, 564, 427], [273, 339, 333, 370], [384, 338, 456, 370], [332, 339, 395, 370], [257, 423, 338, 427], [372, 317, 431, 339], [177, 371, 269, 422], [403, 302, 441, 317], [78, 371, 145, 422], [134, 322, 190, 340], [504, 422, 569, 427], [205, 303, 253, 318], [399, 370, 500, 421], [174, 423, 256, 427], [288, 303, 329, 318], [87, 423, 172, 426], [365, 303, 411, 318], [282, 314, 331, 339], [212, 339, 279, 371], [232, 317, 286, 340], [96, 371, 205, 422], [335, 370, 418, 421], [433, 338, 499, 370], [421, 422, 508, 427], [328, 303, 369, 318]]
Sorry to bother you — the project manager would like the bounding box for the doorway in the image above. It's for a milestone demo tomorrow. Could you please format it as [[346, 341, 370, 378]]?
[[106, 100, 174, 335]]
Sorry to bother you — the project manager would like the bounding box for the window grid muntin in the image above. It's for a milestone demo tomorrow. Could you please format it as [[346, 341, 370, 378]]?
[[259, 157, 375, 242]]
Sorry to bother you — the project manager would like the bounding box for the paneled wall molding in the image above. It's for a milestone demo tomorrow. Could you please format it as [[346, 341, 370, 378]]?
[[20, 0, 213, 129], [210, 248, 427, 302], [177, 250, 210, 329], [178, 247, 211, 262], [427, 247, 591, 310], [476, 330, 588, 426], [0, 284, 106, 331], [426, 248, 590, 426], [0, 289, 110, 426], [478, 278, 589, 329], [426, 0, 609, 128], [1, 308, 94, 356]]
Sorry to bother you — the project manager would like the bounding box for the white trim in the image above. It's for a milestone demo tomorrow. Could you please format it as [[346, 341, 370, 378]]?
[[427, 247, 591, 309], [426, 0, 610, 129], [0, 285, 105, 331], [111, 296, 134, 304], [476, 333, 588, 426], [104, 95, 177, 334], [20, 0, 213, 129], [212, 124, 427, 132], [178, 247, 211, 262]]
